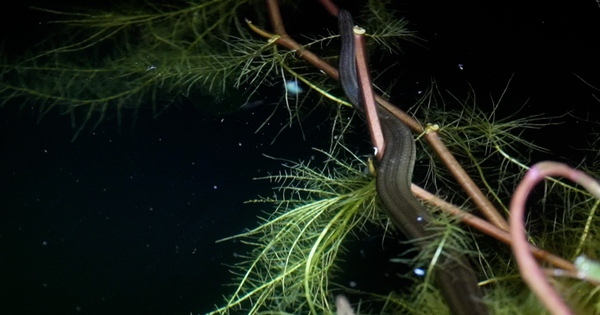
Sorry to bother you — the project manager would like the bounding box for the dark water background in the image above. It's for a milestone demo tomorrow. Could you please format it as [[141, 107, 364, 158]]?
[[1, 0, 599, 314]]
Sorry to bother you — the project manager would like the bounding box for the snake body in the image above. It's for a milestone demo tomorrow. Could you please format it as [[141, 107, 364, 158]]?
[[338, 10, 488, 314]]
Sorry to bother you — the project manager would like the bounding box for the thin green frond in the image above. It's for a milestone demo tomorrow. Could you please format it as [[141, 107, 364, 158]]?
[[210, 150, 382, 314], [361, 0, 420, 54]]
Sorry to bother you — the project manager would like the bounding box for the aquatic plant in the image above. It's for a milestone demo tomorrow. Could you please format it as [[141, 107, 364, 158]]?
[[2, 0, 600, 314]]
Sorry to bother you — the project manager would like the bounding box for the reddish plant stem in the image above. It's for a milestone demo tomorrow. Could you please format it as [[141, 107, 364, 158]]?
[[353, 27, 385, 160], [266, 0, 286, 36], [259, 0, 567, 269], [319, 0, 339, 16], [375, 96, 509, 231], [424, 128, 510, 231], [413, 184, 574, 271], [509, 162, 589, 315]]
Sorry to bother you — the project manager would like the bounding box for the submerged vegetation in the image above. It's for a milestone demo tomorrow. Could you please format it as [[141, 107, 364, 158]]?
[[2, 0, 271, 136], [2, 0, 600, 314], [211, 149, 382, 314]]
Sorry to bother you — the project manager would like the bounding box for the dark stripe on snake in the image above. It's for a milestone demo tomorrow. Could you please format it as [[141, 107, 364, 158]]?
[[337, 9, 488, 314]]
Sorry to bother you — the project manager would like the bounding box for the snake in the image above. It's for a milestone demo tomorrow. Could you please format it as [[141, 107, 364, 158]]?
[[338, 9, 488, 314]]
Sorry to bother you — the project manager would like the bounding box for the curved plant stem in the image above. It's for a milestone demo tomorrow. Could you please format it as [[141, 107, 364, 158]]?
[[412, 184, 574, 271], [257, 2, 596, 312], [509, 161, 600, 315]]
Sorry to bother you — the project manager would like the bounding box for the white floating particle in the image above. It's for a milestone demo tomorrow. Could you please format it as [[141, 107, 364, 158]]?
[[285, 80, 304, 95]]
